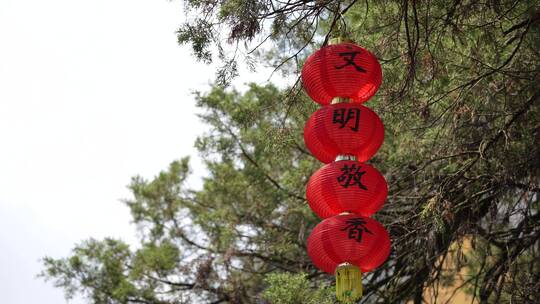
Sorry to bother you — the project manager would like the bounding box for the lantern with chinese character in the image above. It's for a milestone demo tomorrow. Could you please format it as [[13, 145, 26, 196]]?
[[304, 102, 384, 163], [302, 39, 391, 304], [301, 42, 382, 105], [306, 160, 388, 218], [307, 214, 391, 302]]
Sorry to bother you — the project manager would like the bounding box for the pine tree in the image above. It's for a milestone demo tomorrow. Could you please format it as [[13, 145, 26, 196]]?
[[42, 1, 540, 303]]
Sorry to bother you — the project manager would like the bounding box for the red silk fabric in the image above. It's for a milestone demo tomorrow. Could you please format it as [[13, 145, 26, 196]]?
[[303, 103, 384, 163], [307, 160, 388, 218], [307, 214, 390, 274], [301, 42, 382, 105]]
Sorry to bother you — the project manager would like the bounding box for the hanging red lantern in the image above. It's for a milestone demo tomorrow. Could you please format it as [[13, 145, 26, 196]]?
[[306, 160, 388, 218], [301, 42, 382, 105], [307, 214, 390, 274], [304, 103, 384, 163]]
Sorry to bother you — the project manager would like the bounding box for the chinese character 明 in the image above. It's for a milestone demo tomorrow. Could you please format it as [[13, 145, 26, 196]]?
[[334, 50, 367, 73], [337, 164, 368, 190], [332, 108, 361, 131], [340, 218, 373, 242]]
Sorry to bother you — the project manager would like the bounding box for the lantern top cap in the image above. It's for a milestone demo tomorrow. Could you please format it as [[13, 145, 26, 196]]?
[[329, 37, 355, 45], [331, 97, 351, 104], [335, 155, 357, 161]]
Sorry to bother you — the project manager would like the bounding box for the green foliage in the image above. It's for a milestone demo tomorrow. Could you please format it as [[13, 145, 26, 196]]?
[[130, 241, 180, 279], [126, 158, 189, 240], [41, 238, 139, 303], [42, 1, 540, 303], [262, 273, 333, 304], [177, 19, 214, 63]]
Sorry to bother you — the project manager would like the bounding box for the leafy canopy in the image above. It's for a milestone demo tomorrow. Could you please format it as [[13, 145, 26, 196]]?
[[42, 1, 540, 303]]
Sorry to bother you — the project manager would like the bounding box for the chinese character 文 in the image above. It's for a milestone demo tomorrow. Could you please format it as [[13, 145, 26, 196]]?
[[337, 164, 368, 190], [332, 108, 361, 131], [341, 218, 373, 242], [334, 50, 367, 73]]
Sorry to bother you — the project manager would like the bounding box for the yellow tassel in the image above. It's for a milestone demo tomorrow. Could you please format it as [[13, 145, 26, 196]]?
[[335, 263, 362, 303]]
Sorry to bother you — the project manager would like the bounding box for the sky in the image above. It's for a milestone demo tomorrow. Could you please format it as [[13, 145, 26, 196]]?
[[0, 0, 278, 303]]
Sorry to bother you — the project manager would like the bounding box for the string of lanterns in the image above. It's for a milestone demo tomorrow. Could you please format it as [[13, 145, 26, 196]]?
[[302, 39, 390, 303]]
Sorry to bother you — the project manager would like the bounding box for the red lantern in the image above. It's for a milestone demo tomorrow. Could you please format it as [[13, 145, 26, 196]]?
[[307, 160, 388, 218], [307, 214, 390, 274], [304, 103, 384, 163], [301, 43, 382, 105]]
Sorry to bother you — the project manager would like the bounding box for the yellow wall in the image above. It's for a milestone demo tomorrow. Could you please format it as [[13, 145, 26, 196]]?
[[408, 237, 477, 304]]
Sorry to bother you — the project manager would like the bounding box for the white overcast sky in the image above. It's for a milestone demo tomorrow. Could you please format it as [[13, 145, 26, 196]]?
[[0, 0, 282, 303]]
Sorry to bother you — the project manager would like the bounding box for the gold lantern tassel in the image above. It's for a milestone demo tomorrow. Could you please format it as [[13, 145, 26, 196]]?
[[335, 263, 362, 303]]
